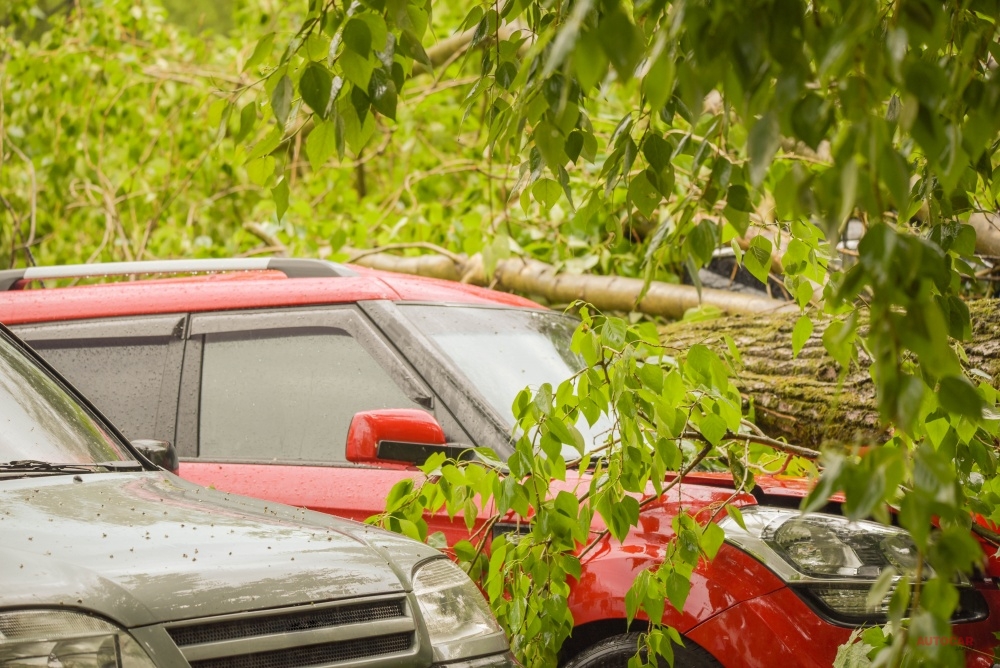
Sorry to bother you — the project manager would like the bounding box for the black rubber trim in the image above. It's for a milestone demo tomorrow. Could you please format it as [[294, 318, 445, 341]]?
[[376, 440, 469, 465]]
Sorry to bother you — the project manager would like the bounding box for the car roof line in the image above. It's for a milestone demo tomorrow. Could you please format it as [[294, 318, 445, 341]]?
[[0, 258, 357, 290]]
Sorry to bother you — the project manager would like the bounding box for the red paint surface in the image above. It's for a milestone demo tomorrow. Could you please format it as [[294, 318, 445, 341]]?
[[345, 409, 446, 465], [687, 586, 1000, 668], [0, 264, 542, 324]]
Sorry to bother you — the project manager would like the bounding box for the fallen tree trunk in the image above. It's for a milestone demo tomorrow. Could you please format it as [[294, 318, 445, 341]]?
[[971, 213, 1000, 258], [348, 249, 796, 318], [659, 301, 1000, 448]]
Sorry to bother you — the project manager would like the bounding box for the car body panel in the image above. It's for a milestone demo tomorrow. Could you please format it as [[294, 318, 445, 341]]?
[[0, 471, 422, 627], [179, 461, 489, 547]]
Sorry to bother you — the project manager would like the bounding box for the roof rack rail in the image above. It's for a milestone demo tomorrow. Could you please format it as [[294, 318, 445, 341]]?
[[0, 258, 358, 291]]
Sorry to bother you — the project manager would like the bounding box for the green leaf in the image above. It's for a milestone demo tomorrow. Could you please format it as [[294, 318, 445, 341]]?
[[938, 375, 985, 419], [532, 178, 562, 211], [547, 416, 585, 454], [399, 29, 431, 70], [866, 566, 897, 611], [725, 505, 747, 530], [340, 50, 373, 90], [246, 126, 284, 162], [357, 12, 388, 52], [235, 102, 257, 143], [665, 571, 691, 613], [306, 119, 338, 170], [300, 62, 333, 119], [244, 32, 275, 72], [246, 156, 275, 186], [643, 50, 675, 112], [726, 184, 752, 212], [385, 478, 413, 511], [628, 171, 661, 219], [748, 111, 780, 187], [743, 235, 773, 285], [207, 98, 231, 130], [685, 219, 718, 267], [792, 315, 813, 358], [701, 522, 725, 559], [342, 18, 372, 56], [574, 29, 608, 91], [697, 412, 728, 446], [597, 9, 642, 81], [642, 135, 672, 172], [790, 93, 830, 150], [952, 224, 977, 257], [368, 67, 398, 120], [272, 176, 289, 220], [271, 74, 293, 128], [534, 121, 569, 170], [880, 145, 910, 210]]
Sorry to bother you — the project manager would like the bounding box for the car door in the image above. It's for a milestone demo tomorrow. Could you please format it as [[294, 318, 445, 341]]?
[[178, 306, 482, 544], [11, 314, 186, 445]]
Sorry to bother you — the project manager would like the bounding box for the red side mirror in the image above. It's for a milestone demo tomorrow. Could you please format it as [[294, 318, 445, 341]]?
[[346, 409, 447, 466]]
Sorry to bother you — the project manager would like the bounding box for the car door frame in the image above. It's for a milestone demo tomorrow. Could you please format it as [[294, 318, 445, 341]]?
[[177, 304, 471, 462], [359, 299, 524, 459]]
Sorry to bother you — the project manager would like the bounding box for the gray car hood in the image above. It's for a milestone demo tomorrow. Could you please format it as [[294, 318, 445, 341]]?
[[0, 471, 434, 628]]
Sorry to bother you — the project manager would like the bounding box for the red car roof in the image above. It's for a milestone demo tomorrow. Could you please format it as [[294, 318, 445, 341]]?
[[0, 264, 544, 325]]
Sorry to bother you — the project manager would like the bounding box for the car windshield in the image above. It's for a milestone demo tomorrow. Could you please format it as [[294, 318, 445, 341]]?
[[400, 305, 613, 456], [0, 329, 132, 466]]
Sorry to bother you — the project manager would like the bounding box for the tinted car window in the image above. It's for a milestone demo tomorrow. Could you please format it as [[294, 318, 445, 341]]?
[[28, 339, 173, 439], [400, 305, 614, 455], [199, 327, 421, 461], [0, 330, 131, 464]]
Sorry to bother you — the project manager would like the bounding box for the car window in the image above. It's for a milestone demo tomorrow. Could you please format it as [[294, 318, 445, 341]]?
[[26, 339, 174, 439], [399, 305, 614, 456], [14, 316, 185, 443], [0, 329, 131, 464], [199, 327, 423, 462]]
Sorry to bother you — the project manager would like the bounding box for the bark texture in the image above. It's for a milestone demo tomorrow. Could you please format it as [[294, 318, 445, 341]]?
[[660, 300, 1000, 448], [349, 250, 796, 318]]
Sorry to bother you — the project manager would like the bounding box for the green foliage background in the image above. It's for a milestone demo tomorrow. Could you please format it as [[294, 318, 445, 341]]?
[[3, 1, 1000, 666]]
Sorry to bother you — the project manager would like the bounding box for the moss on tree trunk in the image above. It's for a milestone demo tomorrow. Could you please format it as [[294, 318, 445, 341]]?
[[660, 300, 1000, 448]]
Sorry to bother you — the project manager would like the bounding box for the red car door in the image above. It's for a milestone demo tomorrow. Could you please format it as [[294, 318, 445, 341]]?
[[177, 306, 487, 545]]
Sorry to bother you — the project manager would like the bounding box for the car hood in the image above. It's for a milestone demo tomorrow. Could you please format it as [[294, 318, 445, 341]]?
[[0, 472, 431, 628]]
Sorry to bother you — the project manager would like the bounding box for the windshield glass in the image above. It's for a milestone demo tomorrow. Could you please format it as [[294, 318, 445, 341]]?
[[0, 330, 131, 465], [400, 305, 613, 456]]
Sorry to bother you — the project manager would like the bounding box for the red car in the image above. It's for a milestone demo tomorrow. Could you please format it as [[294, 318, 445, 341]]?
[[0, 258, 996, 667]]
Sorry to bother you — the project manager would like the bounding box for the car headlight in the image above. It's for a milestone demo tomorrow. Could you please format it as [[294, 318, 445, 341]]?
[[412, 558, 507, 662], [720, 507, 987, 624], [0, 609, 156, 667]]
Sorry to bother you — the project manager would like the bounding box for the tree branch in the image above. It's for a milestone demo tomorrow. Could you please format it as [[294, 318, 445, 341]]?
[[347, 250, 796, 318]]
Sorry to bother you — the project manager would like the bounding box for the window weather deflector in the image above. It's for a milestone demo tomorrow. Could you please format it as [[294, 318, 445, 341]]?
[[0, 258, 357, 290]]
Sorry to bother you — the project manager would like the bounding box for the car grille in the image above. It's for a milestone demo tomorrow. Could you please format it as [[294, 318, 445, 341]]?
[[186, 633, 412, 668], [165, 595, 418, 667]]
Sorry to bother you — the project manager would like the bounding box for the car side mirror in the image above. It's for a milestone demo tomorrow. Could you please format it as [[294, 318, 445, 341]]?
[[131, 439, 179, 474], [346, 409, 462, 466]]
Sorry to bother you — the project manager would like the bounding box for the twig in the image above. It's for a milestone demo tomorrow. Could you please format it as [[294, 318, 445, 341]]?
[[680, 429, 821, 459], [242, 222, 287, 255], [5, 138, 37, 251]]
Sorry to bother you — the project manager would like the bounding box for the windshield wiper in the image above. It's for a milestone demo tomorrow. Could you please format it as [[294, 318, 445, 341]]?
[[0, 459, 143, 474]]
